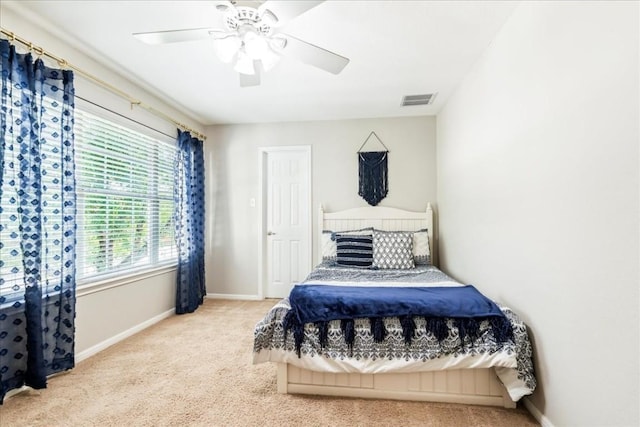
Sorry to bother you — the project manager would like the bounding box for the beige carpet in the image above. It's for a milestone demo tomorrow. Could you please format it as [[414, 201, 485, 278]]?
[[0, 299, 539, 427]]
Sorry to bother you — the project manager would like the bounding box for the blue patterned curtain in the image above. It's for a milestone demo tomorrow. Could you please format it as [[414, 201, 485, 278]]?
[[174, 130, 205, 314], [0, 39, 76, 403]]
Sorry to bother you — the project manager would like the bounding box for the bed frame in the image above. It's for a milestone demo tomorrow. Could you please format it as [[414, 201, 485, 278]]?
[[277, 203, 516, 409], [316, 203, 437, 266]]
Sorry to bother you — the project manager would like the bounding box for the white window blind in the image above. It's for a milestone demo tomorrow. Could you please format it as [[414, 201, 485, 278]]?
[[75, 109, 177, 281]]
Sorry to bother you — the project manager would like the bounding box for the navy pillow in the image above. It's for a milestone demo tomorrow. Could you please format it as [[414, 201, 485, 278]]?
[[335, 234, 373, 268]]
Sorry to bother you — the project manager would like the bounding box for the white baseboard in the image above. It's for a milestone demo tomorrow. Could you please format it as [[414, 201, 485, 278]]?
[[76, 308, 175, 363], [3, 385, 30, 400], [75, 295, 263, 363], [206, 293, 262, 300], [4, 308, 175, 401], [523, 397, 554, 427]]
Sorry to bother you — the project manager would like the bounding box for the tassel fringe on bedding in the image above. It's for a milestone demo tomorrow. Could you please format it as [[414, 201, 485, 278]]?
[[283, 311, 514, 358]]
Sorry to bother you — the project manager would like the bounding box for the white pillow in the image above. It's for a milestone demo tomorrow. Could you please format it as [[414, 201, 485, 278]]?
[[321, 231, 337, 260], [412, 230, 431, 265]]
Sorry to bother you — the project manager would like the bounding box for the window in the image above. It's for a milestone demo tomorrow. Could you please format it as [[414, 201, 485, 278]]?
[[0, 94, 72, 300], [75, 109, 177, 281], [0, 106, 176, 298]]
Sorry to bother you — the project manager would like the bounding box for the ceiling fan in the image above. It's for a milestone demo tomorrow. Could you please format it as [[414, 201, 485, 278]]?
[[133, 0, 350, 87]]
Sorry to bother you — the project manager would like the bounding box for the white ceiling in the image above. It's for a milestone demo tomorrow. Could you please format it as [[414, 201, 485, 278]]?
[[5, 1, 519, 125]]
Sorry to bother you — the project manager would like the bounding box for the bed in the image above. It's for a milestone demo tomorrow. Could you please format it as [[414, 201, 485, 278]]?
[[253, 204, 536, 408]]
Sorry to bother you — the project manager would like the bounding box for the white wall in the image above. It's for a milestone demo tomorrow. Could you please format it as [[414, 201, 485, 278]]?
[[437, 2, 639, 426], [2, 4, 206, 357], [205, 117, 436, 296]]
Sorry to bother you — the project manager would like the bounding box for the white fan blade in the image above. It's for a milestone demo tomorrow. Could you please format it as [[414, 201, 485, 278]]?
[[281, 34, 349, 74], [133, 27, 221, 45], [239, 61, 261, 87], [259, 1, 324, 26]]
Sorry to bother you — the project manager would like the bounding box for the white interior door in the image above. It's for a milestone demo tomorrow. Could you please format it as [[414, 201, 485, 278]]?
[[263, 147, 311, 298]]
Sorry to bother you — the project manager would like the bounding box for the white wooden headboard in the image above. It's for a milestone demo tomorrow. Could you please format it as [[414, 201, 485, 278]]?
[[318, 203, 436, 266]]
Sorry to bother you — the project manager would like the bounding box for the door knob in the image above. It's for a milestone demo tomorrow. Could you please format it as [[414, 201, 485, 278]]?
[[267, 231, 276, 236]]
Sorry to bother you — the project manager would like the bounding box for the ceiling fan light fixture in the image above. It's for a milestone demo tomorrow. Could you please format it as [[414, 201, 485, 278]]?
[[134, 1, 349, 87], [269, 36, 287, 52], [260, 45, 281, 71], [214, 35, 242, 63], [261, 9, 278, 26], [243, 30, 269, 60]]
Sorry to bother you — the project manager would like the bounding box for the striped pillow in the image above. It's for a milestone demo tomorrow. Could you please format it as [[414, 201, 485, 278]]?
[[335, 234, 373, 268], [321, 227, 374, 261]]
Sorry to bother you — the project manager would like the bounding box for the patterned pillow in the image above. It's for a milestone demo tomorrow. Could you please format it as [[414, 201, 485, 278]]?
[[335, 234, 373, 268], [373, 231, 415, 269], [374, 229, 431, 265]]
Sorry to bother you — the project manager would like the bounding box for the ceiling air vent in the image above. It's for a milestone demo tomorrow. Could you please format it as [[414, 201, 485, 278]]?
[[401, 93, 437, 107]]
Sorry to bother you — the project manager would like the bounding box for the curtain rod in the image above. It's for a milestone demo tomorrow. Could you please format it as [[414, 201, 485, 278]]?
[[77, 95, 176, 141], [0, 28, 207, 141]]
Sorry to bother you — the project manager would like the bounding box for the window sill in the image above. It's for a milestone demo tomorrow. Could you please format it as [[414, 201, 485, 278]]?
[[76, 264, 177, 297]]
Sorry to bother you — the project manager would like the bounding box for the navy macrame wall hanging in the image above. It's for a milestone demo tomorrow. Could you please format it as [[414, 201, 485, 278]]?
[[358, 131, 389, 206]]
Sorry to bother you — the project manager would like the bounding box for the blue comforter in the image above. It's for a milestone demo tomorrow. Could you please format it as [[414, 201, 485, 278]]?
[[283, 283, 513, 355], [288, 284, 505, 323]]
